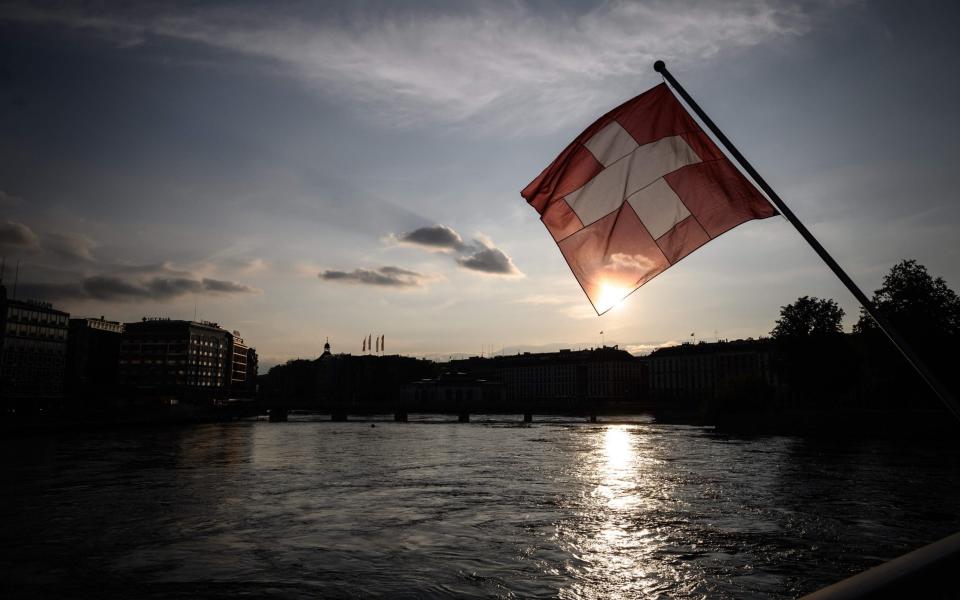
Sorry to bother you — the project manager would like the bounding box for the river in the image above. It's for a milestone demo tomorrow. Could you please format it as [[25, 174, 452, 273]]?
[[2, 416, 959, 598]]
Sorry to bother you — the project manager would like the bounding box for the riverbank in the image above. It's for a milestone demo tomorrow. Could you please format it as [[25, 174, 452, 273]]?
[[713, 408, 958, 437]]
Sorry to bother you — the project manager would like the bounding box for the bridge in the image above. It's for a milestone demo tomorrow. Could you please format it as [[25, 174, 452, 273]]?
[[217, 397, 661, 424]]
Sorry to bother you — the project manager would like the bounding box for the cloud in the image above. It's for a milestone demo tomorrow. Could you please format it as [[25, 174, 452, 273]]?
[[218, 257, 268, 273], [606, 252, 658, 273], [18, 273, 259, 303], [45, 232, 96, 261], [319, 265, 427, 287], [0, 190, 24, 208], [144, 277, 205, 298], [0, 218, 95, 262], [0, 1, 837, 132], [390, 224, 523, 277], [457, 245, 521, 276], [15, 282, 85, 301], [83, 276, 154, 300], [109, 261, 194, 277], [202, 278, 259, 293], [625, 341, 682, 355], [0, 220, 41, 252], [393, 225, 466, 252]]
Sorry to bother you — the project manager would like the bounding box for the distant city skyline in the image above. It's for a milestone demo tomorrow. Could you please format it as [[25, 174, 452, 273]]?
[[2, 1, 959, 369]]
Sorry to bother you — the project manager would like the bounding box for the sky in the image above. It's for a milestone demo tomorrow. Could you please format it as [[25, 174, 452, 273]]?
[[1, 0, 959, 369]]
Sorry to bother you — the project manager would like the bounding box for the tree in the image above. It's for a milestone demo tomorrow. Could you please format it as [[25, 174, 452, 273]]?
[[854, 259, 960, 337], [771, 296, 845, 339], [769, 296, 854, 405], [853, 260, 960, 408]]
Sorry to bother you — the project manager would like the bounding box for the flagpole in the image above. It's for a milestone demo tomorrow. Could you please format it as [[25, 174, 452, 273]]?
[[653, 60, 960, 423]]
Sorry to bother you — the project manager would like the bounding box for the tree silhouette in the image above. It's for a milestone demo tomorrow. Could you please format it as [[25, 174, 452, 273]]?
[[770, 296, 853, 405], [771, 296, 844, 339], [854, 259, 960, 408], [854, 259, 960, 337]]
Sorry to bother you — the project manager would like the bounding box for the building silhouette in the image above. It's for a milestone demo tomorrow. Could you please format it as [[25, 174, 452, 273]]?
[[260, 341, 436, 409], [446, 346, 644, 410], [401, 371, 505, 411], [227, 330, 257, 397], [0, 284, 69, 409], [65, 316, 123, 404], [119, 319, 231, 399], [646, 338, 779, 407], [245, 346, 259, 394]]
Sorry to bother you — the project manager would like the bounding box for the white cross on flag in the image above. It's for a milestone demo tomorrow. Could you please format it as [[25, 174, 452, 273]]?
[[522, 83, 777, 314]]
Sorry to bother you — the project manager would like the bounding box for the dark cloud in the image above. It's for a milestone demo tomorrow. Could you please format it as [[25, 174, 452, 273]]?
[[83, 276, 152, 300], [456, 246, 521, 275], [319, 266, 426, 287], [0, 219, 93, 262], [18, 274, 258, 303], [202, 278, 258, 293], [0, 220, 41, 252], [15, 282, 85, 301], [145, 277, 204, 298], [45, 232, 96, 261], [377, 266, 421, 277], [391, 224, 523, 277], [395, 225, 466, 252], [108, 262, 194, 277]]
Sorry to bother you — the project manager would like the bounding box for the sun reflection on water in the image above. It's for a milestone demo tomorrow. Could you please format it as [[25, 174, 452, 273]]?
[[604, 427, 633, 470], [558, 425, 684, 599], [596, 426, 638, 510]]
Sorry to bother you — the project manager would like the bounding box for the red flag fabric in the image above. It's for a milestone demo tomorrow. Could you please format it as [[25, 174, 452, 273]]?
[[522, 83, 776, 314]]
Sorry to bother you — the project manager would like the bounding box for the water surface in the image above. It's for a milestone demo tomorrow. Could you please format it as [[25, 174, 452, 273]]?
[[2, 416, 959, 598]]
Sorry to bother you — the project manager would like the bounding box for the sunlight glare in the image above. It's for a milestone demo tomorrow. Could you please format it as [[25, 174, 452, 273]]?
[[604, 426, 633, 472], [595, 281, 631, 314]]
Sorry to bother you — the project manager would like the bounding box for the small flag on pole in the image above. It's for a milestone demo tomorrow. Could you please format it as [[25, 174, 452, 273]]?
[[381, 334, 385, 353], [376, 335, 380, 353], [362, 337, 366, 352], [522, 83, 776, 314]]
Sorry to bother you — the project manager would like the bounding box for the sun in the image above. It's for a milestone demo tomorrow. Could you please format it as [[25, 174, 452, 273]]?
[[595, 281, 631, 314]]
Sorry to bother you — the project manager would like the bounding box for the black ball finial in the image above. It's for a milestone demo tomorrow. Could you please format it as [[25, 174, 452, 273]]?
[[653, 60, 666, 73]]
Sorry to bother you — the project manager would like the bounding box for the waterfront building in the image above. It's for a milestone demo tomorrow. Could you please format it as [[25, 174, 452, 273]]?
[[245, 346, 259, 392], [118, 318, 230, 398], [314, 353, 436, 407], [448, 346, 644, 409], [260, 344, 436, 409], [227, 331, 249, 393], [65, 316, 123, 402], [401, 371, 505, 408], [646, 338, 779, 405], [0, 285, 70, 408]]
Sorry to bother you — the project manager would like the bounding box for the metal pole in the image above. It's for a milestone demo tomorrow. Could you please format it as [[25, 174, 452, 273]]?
[[653, 59, 960, 422]]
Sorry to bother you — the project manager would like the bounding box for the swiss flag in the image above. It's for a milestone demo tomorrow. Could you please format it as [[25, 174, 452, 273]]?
[[522, 83, 777, 314]]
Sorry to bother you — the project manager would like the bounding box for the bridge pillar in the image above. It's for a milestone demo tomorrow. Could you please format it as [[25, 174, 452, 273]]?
[[268, 407, 288, 422], [331, 412, 348, 422], [523, 413, 533, 423], [394, 411, 408, 422], [458, 412, 470, 423], [589, 413, 597, 423]]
